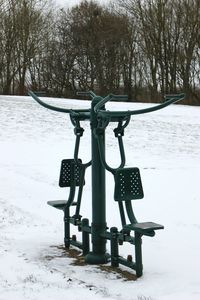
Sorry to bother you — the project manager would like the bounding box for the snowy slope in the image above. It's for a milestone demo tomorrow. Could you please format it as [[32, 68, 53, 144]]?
[[0, 95, 200, 300]]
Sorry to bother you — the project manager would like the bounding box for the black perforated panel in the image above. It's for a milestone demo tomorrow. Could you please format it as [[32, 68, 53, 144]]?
[[114, 167, 144, 201], [59, 159, 84, 187]]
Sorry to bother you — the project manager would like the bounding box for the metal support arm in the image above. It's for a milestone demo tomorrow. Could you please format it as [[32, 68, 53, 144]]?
[[28, 90, 90, 114], [95, 93, 185, 118]]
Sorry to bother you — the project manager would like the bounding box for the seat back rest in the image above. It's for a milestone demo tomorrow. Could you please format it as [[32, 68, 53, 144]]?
[[114, 167, 144, 201], [59, 159, 85, 187]]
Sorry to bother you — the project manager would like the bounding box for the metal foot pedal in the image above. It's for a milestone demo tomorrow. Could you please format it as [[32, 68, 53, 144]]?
[[124, 222, 164, 236], [47, 200, 67, 210], [114, 168, 144, 201], [47, 200, 78, 210]]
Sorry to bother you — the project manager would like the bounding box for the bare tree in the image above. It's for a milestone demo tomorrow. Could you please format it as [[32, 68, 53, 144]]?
[[1, 0, 18, 94], [67, 1, 132, 95], [118, 0, 200, 103], [14, 0, 49, 95], [177, 0, 200, 103], [0, 0, 199, 104]]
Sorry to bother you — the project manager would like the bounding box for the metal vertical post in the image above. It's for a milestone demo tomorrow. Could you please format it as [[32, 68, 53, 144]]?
[[85, 96, 108, 264], [82, 218, 90, 255], [64, 207, 70, 248], [135, 232, 143, 277], [110, 227, 119, 267]]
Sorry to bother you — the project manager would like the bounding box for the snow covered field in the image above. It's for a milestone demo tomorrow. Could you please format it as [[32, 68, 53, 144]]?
[[0, 95, 199, 300]]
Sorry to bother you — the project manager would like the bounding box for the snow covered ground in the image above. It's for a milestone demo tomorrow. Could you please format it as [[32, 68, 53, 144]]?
[[0, 95, 199, 300]]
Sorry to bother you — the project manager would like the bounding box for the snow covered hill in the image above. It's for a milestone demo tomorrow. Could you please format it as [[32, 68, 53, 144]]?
[[0, 95, 200, 300]]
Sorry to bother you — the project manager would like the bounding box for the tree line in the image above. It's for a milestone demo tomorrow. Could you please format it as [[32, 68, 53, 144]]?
[[0, 0, 199, 105]]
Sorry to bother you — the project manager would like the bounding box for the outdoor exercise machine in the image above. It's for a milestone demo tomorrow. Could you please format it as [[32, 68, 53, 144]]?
[[29, 90, 185, 277]]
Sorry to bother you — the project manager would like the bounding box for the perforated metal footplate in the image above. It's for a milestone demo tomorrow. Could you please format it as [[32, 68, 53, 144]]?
[[114, 168, 144, 201], [59, 159, 84, 187]]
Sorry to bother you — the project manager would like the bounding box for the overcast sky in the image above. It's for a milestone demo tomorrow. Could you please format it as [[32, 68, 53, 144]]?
[[55, 0, 111, 8], [56, 0, 81, 6]]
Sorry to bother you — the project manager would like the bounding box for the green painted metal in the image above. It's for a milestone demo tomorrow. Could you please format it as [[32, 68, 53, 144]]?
[[85, 96, 108, 264], [28, 90, 90, 114], [64, 207, 70, 248], [94, 93, 185, 117], [135, 232, 143, 277], [114, 168, 144, 201], [82, 218, 90, 256], [110, 227, 119, 267], [29, 90, 185, 278]]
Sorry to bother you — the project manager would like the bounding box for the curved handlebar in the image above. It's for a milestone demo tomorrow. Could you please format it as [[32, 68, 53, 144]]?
[[95, 93, 185, 118], [28, 90, 90, 114], [29, 90, 185, 119]]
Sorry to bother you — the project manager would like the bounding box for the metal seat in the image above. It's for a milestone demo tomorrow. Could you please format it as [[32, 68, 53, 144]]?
[[113, 167, 164, 235], [47, 159, 85, 211]]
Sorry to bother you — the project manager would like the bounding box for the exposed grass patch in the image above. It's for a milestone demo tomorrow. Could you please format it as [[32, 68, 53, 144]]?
[[53, 245, 137, 281]]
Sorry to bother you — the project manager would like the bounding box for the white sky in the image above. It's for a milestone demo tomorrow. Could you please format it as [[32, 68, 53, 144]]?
[[55, 0, 111, 8]]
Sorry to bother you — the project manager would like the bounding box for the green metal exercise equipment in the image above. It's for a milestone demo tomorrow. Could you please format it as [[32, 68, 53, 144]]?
[[29, 90, 185, 277]]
